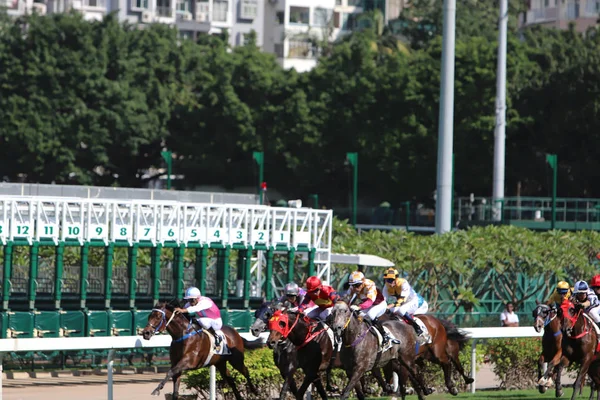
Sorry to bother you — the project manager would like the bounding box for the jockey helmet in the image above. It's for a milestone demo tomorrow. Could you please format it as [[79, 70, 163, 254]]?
[[284, 282, 300, 296], [383, 268, 399, 280], [557, 280, 570, 295], [306, 276, 322, 292], [348, 271, 365, 287], [573, 280, 589, 294], [184, 286, 201, 299], [590, 275, 600, 289]]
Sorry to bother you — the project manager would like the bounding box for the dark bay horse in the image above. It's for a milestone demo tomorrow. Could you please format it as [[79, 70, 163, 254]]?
[[141, 301, 263, 400], [267, 309, 334, 399], [330, 301, 429, 400], [384, 312, 473, 395], [533, 303, 568, 397], [558, 298, 600, 400]]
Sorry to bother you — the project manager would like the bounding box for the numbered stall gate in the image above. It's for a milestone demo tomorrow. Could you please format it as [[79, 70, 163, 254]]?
[[0, 197, 333, 347]]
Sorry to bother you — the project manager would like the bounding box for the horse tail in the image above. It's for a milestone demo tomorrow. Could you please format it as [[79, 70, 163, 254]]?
[[439, 318, 471, 351], [243, 337, 267, 350]]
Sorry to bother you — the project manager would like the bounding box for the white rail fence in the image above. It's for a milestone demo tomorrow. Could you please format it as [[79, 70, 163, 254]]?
[[0, 327, 542, 398]]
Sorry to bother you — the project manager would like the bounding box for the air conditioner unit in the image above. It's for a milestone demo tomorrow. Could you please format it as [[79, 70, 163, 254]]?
[[31, 2, 47, 14], [141, 10, 152, 22], [195, 11, 208, 22], [178, 11, 192, 20]]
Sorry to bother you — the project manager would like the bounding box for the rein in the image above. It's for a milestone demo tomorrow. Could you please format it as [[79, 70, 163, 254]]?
[[269, 310, 326, 349], [151, 307, 202, 343], [337, 309, 371, 348]]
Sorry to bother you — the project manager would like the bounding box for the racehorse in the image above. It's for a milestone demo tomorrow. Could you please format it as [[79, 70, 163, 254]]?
[[533, 303, 568, 397], [267, 309, 335, 399], [384, 312, 473, 395], [141, 300, 263, 400], [557, 298, 600, 400], [330, 301, 430, 400], [253, 301, 394, 399]]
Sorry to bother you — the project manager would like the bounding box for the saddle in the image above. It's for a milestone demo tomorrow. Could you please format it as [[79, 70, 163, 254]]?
[[200, 329, 230, 366], [582, 313, 600, 353]]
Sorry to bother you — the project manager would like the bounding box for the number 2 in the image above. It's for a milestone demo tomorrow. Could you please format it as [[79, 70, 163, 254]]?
[[258, 232, 264, 240], [17, 226, 29, 235]]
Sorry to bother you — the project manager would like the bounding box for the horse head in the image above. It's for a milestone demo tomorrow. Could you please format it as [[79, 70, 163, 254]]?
[[330, 301, 353, 339], [266, 309, 300, 348], [532, 303, 554, 333], [558, 298, 580, 337], [251, 301, 279, 337], [141, 300, 185, 340]]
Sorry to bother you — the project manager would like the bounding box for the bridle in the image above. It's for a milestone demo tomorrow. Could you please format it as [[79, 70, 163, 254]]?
[[148, 306, 178, 334]]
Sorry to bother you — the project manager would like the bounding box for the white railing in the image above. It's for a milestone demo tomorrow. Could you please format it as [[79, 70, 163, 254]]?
[[0, 327, 543, 397]]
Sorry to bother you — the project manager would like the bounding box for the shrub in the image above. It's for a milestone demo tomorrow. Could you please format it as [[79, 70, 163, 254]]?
[[483, 337, 542, 389]]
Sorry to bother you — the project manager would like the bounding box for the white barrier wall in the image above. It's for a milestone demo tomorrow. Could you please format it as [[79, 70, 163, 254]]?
[[0, 327, 543, 398]]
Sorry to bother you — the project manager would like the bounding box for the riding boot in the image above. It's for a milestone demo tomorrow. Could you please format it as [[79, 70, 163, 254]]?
[[403, 313, 423, 336], [208, 326, 221, 348], [372, 318, 390, 347]]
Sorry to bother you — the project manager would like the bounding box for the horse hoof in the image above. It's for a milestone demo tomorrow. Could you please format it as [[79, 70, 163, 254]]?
[[425, 387, 435, 395], [449, 387, 458, 396], [151, 389, 161, 396], [556, 389, 564, 398], [465, 377, 474, 384], [538, 385, 547, 394], [326, 385, 339, 392]]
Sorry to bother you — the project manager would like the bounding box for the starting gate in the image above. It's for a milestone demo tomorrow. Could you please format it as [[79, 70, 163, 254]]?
[[0, 196, 332, 342]]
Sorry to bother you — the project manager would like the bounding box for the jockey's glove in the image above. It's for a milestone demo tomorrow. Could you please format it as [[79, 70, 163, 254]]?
[[350, 305, 361, 312]]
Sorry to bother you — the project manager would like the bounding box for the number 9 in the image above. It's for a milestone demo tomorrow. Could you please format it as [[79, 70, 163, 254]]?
[[96, 227, 103, 235]]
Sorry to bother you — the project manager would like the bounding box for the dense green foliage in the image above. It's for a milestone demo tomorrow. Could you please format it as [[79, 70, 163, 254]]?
[[1, 4, 599, 206], [332, 220, 600, 314]]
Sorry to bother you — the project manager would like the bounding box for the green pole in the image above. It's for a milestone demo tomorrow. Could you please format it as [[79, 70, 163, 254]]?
[[151, 245, 162, 304], [307, 249, 316, 277], [80, 244, 89, 310], [161, 151, 173, 190], [54, 243, 65, 310], [253, 151, 264, 205], [405, 201, 410, 231], [287, 248, 296, 283], [28, 243, 39, 311], [2, 243, 13, 311], [104, 244, 114, 309], [265, 248, 274, 300], [546, 154, 558, 230], [309, 194, 319, 209], [346, 152, 358, 226], [451, 153, 455, 228], [195, 246, 208, 294], [243, 247, 252, 309], [174, 246, 185, 298], [220, 247, 231, 308], [128, 245, 138, 309]]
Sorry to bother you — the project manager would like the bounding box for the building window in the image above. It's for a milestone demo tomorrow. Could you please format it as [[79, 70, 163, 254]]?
[[157, 0, 172, 16], [213, 0, 228, 21], [313, 7, 331, 26], [84, 0, 105, 7], [289, 6, 309, 24], [342, 12, 357, 30], [132, 0, 148, 9], [240, 0, 257, 19], [176, 0, 189, 12], [335, 0, 341, 5], [196, 0, 209, 13], [4, 0, 18, 9], [276, 11, 284, 24], [288, 39, 317, 58]]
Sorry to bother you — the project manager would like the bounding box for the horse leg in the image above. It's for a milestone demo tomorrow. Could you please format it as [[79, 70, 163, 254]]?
[[216, 361, 244, 400], [371, 367, 391, 394], [339, 367, 368, 400], [313, 377, 330, 400], [441, 359, 457, 396], [555, 358, 567, 398], [151, 359, 189, 396], [227, 352, 259, 396], [448, 340, 474, 385], [296, 372, 320, 400], [325, 357, 338, 392], [538, 354, 548, 394], [572, 356, 594, 400], [171, 372, 182, 400], [279, 369, 297, 400]]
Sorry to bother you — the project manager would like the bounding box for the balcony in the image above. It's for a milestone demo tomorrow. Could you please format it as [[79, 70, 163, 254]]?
[[525, 6, 558, 24]]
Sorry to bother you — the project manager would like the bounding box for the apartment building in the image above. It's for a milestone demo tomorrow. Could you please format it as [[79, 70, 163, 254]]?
[[521, 0, 600, 32]]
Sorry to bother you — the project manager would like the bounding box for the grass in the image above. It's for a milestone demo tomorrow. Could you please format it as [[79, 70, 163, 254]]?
[[354, 387, 595, 399]]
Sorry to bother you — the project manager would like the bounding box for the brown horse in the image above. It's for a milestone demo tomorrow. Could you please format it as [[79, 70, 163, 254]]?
[[384, 312, 473, 395], [330, 301, 430, 400], [533, 303, 568, 397], [557, 298, 600, 400], [141, 300, 263, 400]]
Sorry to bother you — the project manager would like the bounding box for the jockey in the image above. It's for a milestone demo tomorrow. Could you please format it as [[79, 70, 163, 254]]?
[[347, 271, 390, 346], [546, 280, 572, 308], [277, 282, 307, 309], [298, 276, 340, 322], [175, 287, 223, 348], [571, 280, 600, 325], [382, 268, 429, 340], [590, 275, 600, 299]]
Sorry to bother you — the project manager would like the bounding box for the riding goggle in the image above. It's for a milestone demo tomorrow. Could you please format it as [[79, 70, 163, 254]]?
[[286, 294, 297, 298], [557, 289, 568, 295], [349, 282, 362, 287], [385, 278, 395, 283]]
